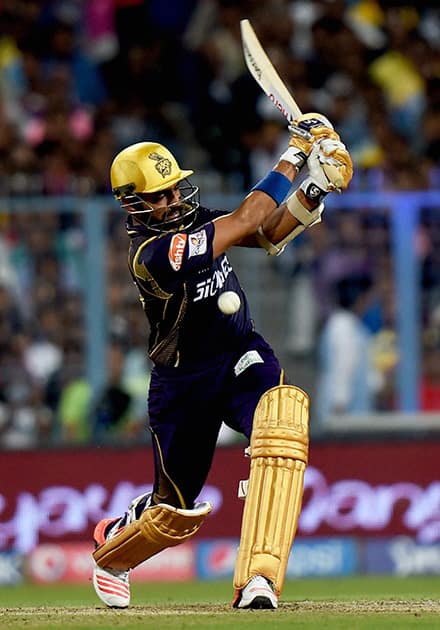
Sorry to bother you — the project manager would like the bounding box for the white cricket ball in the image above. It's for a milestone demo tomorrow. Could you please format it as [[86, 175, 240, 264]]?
[[217, 291, 241, 314]]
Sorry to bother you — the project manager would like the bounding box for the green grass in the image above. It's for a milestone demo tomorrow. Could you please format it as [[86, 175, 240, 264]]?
[[1, 576, 439, 606], [0, 576, 439, 629]]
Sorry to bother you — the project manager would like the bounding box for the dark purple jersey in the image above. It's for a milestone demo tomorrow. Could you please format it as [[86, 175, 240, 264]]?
[[126, 207, 253, 367]]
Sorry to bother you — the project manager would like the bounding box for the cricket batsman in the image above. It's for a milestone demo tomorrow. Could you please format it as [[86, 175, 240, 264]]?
[[91, 113, 353, 609]]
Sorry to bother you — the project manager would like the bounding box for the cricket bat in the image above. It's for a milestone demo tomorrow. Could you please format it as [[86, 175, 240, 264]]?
[[240, 18, 303, 123]]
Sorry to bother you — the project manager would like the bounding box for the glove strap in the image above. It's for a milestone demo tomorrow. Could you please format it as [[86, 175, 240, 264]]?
[[279, 146, 308, 170], [299, 177, 328, 206]]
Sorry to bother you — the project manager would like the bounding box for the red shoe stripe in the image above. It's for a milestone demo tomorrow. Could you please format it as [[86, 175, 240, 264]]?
[[96, 576, 129, 597], [97, 574, 129, 587], [249, 586, 272, 593], [99, 588, 128, 599], [96, 575, 129, 594], [96, 583, 129, 599]]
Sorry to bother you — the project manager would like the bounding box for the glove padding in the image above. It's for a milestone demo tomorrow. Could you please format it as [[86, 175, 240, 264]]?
[[280, 113, 341, 170], [307, 137, 353, 192]]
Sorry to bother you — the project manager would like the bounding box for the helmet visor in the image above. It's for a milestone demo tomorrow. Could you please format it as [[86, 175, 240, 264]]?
[[120, 179, 200, 232]]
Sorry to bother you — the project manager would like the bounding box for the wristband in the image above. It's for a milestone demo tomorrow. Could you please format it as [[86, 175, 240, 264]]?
[[251, 170, 292, 206]]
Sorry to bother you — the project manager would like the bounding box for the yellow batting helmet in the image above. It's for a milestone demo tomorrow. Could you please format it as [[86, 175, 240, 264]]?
[[110, 142, 199, 232], [110, 142, 194, 198]]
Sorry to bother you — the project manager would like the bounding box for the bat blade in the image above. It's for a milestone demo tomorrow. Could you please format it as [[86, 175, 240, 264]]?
[[240, 18, 302, 123]]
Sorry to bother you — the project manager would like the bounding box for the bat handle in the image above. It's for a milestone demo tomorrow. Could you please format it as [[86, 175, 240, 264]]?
[[288, 124, 313, 142]]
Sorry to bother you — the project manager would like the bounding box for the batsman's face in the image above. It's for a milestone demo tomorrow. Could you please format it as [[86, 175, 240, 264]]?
[[123, 179, 200, 232], [133, 185, 181, 222]]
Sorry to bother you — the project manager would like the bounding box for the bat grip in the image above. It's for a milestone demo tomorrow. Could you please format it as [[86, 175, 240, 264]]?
[[287, 125, 313, 141]]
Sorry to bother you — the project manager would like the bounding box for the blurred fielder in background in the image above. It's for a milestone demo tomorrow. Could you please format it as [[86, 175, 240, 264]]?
[[91, 112, 353, 609]]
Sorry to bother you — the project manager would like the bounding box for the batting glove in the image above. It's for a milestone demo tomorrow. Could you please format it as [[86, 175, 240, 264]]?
[[279, 113, 341, 170], [305, 137, 354, 195]]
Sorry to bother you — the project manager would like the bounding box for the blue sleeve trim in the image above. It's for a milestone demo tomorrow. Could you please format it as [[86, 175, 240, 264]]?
[[251, 171, 292, 206]]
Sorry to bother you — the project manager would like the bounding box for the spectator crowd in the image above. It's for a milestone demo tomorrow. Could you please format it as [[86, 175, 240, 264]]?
[[0, 0, 439, 448]]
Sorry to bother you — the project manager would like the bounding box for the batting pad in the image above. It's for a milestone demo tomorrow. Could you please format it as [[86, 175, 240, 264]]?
[[93, 501, 212, 570], [233, 385, 309, 595]]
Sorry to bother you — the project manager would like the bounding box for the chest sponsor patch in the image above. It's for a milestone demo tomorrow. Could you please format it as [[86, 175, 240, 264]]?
[[168, 233, 187, 271], [188, 229, 207, 258], [234, 350, 264, 376]]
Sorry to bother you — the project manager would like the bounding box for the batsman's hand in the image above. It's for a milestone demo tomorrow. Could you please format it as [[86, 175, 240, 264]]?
[[307, 137, 353, 192], [280, 113, 340, 170]]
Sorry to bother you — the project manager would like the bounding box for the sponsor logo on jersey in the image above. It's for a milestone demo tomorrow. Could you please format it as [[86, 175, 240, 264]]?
[[193, 256, 233, 301], [168, 233, 187, 271], [188, 230, 207, 258]]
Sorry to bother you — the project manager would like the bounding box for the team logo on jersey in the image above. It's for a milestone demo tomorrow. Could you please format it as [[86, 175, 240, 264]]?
[[149, 152, 172, 178], [188, 230, 207, 258], [168, 233, 187, 271]]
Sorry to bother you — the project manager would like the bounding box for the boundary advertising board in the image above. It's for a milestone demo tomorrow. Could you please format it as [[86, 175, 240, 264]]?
[[0, 440, 438, 553]]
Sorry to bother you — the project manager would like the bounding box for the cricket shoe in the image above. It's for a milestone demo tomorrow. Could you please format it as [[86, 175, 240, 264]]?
[[232, 575, 278, 609], [93, 562, 130, 608], [92, 494, 153, 608], [92, 517, 130, 608]]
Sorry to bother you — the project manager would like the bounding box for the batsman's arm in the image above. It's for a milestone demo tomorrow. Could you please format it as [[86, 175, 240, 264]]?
[[257, 189, 322, 256], [211, 160, 298, 259], [234, 113, 347, 253], [258, 137, 353, 255], [211, 120, 352, 258], [212, 115, 334, 254]]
